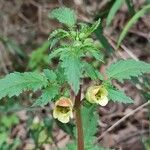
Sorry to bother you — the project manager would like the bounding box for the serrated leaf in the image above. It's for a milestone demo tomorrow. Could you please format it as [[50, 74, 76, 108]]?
[[83, 62, 104, 80], [117, 5, 150, 47], [106, 0, 125, 26], [81, 44, 104, 61], [0, 72, 48, 99], [49, 38, 58, 49], [80, 19, 101, 38], [49, 29, 69, 49], [43, 69, 57, 81], [60, 50, 82, 95], [49, 7, 76, 26], [90, 49, 104, 61], [49, 47, 65, 60], [86, 18, 101, 35], [48, 29, 69, 40], [108, 88, 133, 103], [33, 84, 59, 106], [81, 106, 98, 143], [107, 59, 150, 82], [55, 65, 67, 84]]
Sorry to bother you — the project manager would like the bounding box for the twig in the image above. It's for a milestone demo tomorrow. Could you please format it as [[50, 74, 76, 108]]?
[[96, 100, 150, 142], [120, 44, 138, 61]]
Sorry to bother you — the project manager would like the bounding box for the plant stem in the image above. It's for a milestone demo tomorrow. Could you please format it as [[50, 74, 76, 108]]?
[[74, 86, 84, 150], [75, 107, 84, 150]]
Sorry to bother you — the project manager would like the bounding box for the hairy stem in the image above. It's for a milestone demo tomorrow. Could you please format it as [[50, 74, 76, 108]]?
[[75, 107, 84, 150], [74, 86, 84, 150]]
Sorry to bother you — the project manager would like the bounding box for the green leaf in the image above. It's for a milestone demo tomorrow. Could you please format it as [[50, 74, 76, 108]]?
[[60, 50, 82, 95], [80, 19, 101, 38], [107, 59, 150, 82], [117, 5, 150, 47], [43, 69, 57, 81], [83, 62, 104, 80], [49, 47, 65, 60], [0, 72, 48, 100], [81, 44, 104, 61], [90, 49, 104, 61], [49, 29, 69, 49], [49, 29, 69, 40], [49, 7, 76, 26], [86, 18, 101, 35], [28, 41, 50, 70], [56, 121, 75, 137], [81, 106, 98, 143], [33, 85, 59, 106], [106, 0, 125, 26], [55, 65, 67, 84], [108, 88, 133, 103]]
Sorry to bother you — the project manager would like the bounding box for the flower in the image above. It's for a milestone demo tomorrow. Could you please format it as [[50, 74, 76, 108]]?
[[86, 85, 108, 106], [53, 97, 73, 123]]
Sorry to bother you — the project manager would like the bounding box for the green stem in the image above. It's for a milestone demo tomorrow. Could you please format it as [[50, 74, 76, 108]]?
[[74, 86, 84, 150]]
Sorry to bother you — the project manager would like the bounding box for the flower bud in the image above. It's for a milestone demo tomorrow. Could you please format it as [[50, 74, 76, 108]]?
[[86, 85, 108, 106], [53, 97, 73, 123]]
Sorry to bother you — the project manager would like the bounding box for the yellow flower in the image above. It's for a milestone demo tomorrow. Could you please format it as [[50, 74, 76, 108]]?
[[53, 97, 73, 123], [86, 85, 108, 106]]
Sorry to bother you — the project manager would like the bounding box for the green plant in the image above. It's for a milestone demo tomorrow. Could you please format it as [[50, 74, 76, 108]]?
[[29, 116, 53, 149], [0, 114, 21, 150], [0, 7, 150, 150], [117, 4, 150, 46]]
